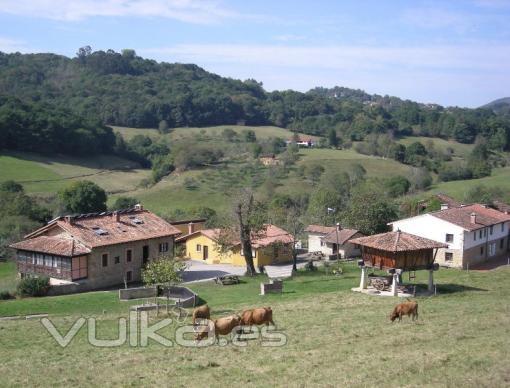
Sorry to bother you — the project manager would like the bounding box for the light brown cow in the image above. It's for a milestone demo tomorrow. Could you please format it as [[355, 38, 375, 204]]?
[[240, 307, 275, 327], [390, 300, 418, 322], [195, 315, 242, 341], [192, 304, 210, 325]]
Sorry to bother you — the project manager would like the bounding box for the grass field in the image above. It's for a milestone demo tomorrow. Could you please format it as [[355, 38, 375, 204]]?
[[0, 151, 150, 195], [397, 135, 475, 157], [0, 262, 509, 386], [112, 125, 320, 142]]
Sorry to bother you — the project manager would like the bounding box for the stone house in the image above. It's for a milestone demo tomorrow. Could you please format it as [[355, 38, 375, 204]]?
[[10, 205, 181, 291]]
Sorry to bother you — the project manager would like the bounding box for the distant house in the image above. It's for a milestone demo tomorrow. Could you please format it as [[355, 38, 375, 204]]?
[[285, 136, 315, 147], [176, 224, 294, 267], [259, 154, 282, 166], [305, 224, 364, 259], [9, 204, 181, 291], [389, 204, 510, 268]]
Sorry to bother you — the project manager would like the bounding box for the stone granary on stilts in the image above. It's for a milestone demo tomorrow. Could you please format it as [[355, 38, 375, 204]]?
[[349, 230, 448, 296]]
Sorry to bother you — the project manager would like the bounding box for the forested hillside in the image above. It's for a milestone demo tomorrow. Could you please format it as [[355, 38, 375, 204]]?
[[1, 48, 510, 152]]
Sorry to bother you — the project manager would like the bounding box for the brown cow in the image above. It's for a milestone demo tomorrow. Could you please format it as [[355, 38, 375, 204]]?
[[192, 304, 210, 325], [195, 315, 242, 341], [390, 300, 418, 322], [240, 307, 275, 327]]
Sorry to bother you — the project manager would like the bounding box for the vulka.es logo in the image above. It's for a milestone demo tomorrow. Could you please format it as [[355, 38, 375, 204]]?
[[40, 312, 287, 348]]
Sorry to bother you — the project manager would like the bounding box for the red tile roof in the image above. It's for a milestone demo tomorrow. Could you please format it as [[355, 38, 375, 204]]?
[[431, 204, 510, 231], [305, 225, 337, 235], [176, 224, 294, 248], [492, 200, 510, 214], [11, 209, 180, 256], [321, 228, 363, 244], [10, 236, 90, 256], [349, 231, 447, 252]]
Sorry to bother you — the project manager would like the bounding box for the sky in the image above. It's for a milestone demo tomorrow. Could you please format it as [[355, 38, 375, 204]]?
[[0, 0, 509, 107]]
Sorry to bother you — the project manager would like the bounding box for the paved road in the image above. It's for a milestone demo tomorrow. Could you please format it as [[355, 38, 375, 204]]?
[[181, 257, 315, 283]]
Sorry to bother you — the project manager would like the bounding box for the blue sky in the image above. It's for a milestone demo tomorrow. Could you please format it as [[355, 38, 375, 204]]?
[[1, 0, 509, 107]]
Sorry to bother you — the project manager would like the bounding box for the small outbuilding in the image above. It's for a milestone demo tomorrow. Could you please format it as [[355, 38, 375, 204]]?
[[349, 230, 448, 296]]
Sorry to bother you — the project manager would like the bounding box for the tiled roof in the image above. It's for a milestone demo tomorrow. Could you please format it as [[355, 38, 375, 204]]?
[[9, 236, 90, 256], [492, 200, 510, 214], [176, 224, 294, 248], [305, 225, 336, 235], [321, 228, 363, 244], [12, 209, 181, 256], [349, 231, 447, 252], [431, 204, 510, 231]]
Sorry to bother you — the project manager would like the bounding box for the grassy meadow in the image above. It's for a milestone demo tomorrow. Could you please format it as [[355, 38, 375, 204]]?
[[0, 262, 509, 386]]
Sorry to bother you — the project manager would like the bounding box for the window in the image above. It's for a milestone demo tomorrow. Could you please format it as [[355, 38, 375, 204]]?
[[473, 231, 477, 241], [36, 253, 43, 266], [44, 255, 52, 267], [484, 228, 487, 237], [489, 243, 496, 257], [489, 225, 493, 235], [126, 249, 132, 262], [500, 238, 505, 250], [159, 242, 169, 253], [479, 230, 482, 239], [445, 234, 454, 243], [445, 252, 453, 262], [126, 271, 132, 282], [502, 223, 505, 232], [52, 256, 58, 268], [102, 253, 108, 267], [480, 246, 484, 255], [114, 256, 120, 264], [196, 244, 202, 252]]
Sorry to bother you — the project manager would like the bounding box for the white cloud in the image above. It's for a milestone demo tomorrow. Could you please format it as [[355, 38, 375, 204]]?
[[0, 0, 253, 24], [0, 37, 29, 52], [274, 34, 306, 42], [141, 43, 510, 72]]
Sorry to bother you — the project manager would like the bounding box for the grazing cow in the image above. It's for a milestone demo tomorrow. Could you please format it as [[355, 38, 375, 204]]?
[[195, 315, 242, 341], [390, 300, 418, 322], [192, 304, 210, 325], [240, 307, 275, 327]]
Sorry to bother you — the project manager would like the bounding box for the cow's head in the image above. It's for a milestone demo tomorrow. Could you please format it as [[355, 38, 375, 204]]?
[[389, 311, 398, 322]]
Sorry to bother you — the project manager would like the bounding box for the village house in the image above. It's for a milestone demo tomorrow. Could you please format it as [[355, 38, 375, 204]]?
[[258, 154, 282, 166], [285, 136, 315, 147], [389, 204, 510, 269], [169, 218, 206, 235], [176, 224, 294, 267], [305, 224, 364, 259], [9, 205, 181, 291]]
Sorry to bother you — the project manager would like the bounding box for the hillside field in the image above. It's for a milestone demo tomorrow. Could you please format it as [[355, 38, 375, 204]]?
[[0, 262, 509, 386]]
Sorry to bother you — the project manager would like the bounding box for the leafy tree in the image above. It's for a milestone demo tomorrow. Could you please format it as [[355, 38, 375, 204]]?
[[342, 183, 398, 235], [110, 196, 139, 210], [158, 120, 170, 134], [58, 180, 107, 214], [409, 167, 433, 191], [142, 255, 187, 286], [0, 180, 23, 193], [305, 163, 325, 184], [384, 176, 411, 197], [327, 128, 339, 148], [243, 129, 257, 142]]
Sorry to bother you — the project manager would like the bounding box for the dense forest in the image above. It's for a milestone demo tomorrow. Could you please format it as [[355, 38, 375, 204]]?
[[1, 47, 510, 154]]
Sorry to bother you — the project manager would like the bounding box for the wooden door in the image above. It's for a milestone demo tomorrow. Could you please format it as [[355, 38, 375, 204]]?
[[203, 245, 208, 260]]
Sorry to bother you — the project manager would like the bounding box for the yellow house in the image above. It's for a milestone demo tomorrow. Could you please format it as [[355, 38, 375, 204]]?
[[176, 224, 294, 267]]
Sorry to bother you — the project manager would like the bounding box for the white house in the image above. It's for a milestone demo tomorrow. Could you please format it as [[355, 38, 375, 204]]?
[[389, 204, 510, 269], [305, 224, 364, 259]]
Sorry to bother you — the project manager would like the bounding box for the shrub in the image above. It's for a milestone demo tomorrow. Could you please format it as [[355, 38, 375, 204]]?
[[16, 276, 50, 297], [0, 290, 13, 300]]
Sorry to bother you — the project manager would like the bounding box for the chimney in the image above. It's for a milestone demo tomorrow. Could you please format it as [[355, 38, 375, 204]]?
[[470, 212, 477, 224], [134, 203, 143, 211], [188, 222, 195, 235], [336, 222, 341, 232], [440, 203, 449, 210], [64, 216, 74, 225], [112, 211, 120, 222]]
